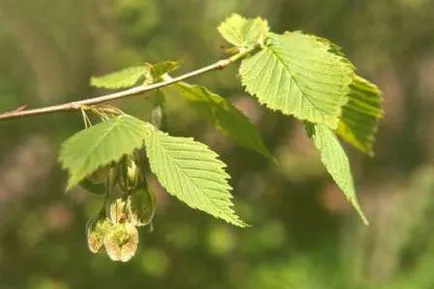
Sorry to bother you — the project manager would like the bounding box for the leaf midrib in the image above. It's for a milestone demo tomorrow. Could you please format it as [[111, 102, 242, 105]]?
[[155, 134, 236, 220], [266, 44, 331, 118], [75, 116, 126, 179]]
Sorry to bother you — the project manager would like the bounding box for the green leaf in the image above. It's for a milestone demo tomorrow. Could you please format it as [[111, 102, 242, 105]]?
[[218, 13, 269, 47], [240, 32, 354, 129], [150, 90, 167, 130], [79, 179, 105, 196], [59, 114, 153, 190], [306, 123, 368, 225], [144, 127, 247, 227], [151, 60, 181, 79], [174, 82, 273, 158], [337, 75, 384, 156], [91, 66, 146, 89]]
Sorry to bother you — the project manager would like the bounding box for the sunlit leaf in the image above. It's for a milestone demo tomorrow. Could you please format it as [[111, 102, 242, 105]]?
[[306, 123, 368, 224], [144, 127, 247, 227], [174, 82, 273, 158], [59, 114, 153, 190], [337, 75, 384, 156], [151, 60, 181, 79], [240, 32, 354, 129], [91, 66, 147, 89], [218, 13, 269, 47]]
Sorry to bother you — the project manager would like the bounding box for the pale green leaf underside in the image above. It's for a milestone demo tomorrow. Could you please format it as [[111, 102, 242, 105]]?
[[91, 66, 146, 89], [306, 123, 368, 225], [59, 115, 153, 190], [144, 127, 246, 227], [175, 82, 273, 159], [337, 75, 384, 156], [218, 13, 269, 47], [240, 32, 354, 129]]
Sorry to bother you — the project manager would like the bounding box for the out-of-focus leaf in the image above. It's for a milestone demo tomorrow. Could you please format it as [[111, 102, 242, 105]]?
[[174, 82, 273, 158]]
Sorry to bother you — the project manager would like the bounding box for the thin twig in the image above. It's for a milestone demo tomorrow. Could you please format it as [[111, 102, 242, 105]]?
[[0, 47, 255, 121]]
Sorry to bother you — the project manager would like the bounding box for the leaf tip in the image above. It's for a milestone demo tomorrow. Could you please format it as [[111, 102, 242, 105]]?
[[231, 218, 250, 228], [355, 206, 370, 226], [349, 197, 369, 225], [65, 179, 76, 192]]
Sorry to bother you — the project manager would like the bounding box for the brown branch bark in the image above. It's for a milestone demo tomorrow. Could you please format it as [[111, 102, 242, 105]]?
[[0, 47, 255, 121]]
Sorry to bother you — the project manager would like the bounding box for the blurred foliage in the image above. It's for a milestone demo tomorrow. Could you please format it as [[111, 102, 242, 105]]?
[[1, 0, 434, 288]]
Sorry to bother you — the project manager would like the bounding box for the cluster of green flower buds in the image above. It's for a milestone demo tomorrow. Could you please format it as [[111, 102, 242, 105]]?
[[85, 149, 157, 262]]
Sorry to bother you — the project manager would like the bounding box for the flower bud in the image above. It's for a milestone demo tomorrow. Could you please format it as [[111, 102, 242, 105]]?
[[119, 156, 143, 192], [86, 216, 112, 254], [128, 186, 157, 227], [109, 197, 129, 224], [104, 222, 139, 262]]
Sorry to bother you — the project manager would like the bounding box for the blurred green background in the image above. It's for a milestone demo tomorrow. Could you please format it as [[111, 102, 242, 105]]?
[[1, 0, 434, 288]]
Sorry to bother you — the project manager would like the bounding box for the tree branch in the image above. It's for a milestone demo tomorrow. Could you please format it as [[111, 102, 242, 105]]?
[[0, 47, 255, 121]]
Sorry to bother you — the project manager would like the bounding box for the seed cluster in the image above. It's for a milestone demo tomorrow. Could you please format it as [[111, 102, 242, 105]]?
[[86, 149, 157, 262]]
